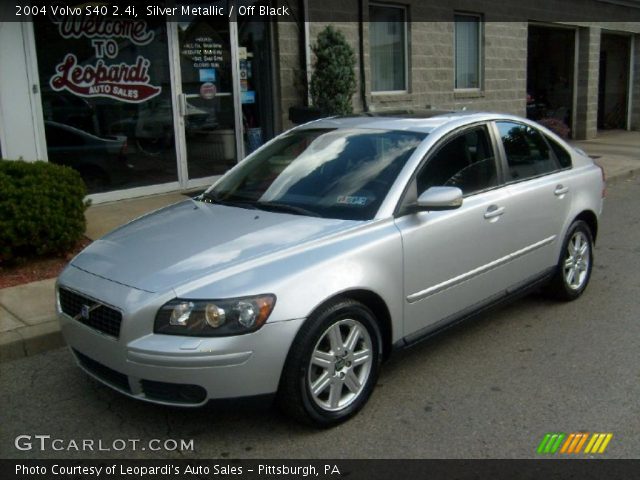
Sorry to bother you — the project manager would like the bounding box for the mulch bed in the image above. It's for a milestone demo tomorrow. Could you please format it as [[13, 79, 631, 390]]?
[[0, 237, 92, 289]]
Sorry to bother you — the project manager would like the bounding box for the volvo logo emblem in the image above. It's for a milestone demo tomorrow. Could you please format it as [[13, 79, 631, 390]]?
[[74, 302, 100, 322]]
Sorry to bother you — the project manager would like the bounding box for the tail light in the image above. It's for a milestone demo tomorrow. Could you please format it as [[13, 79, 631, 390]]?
[[120, 139, 128, 157]]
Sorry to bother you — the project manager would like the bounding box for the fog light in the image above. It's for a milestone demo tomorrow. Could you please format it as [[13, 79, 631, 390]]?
[[235, 301, 257, 328], [205, 303, 226, 328], [178, 384, 207, 403], [169, 302, 193, 326]]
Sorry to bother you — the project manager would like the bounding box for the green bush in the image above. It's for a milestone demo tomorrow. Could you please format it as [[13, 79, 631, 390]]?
[[310, 26, 357, 116], [0, 160, 89, 262]]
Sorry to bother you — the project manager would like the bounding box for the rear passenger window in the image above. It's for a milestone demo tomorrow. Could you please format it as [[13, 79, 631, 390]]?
[[496, 122, 559, 181], [545, 135, 573, 169], [417, 126, 498, 196]]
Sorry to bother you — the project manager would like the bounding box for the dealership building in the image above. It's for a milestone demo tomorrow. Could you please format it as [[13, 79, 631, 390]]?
[[0, 1, 639, 202]]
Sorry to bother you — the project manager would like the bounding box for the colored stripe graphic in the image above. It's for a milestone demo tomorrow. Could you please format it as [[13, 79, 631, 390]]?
[[584, 433, 613, 454], [537, 433, 565, 454], [538, 433, 613, 454], [560, 433, 589, 454], [560, 433, 575, 453]]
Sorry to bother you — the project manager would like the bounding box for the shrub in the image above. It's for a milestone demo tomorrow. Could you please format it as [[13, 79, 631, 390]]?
[[0, 160, 89, 262], [310, 26, 357, 116]]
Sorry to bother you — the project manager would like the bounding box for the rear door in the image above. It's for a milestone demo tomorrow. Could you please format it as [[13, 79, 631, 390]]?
[[490, 121, 573, 282], [395, 124, 514, 340]]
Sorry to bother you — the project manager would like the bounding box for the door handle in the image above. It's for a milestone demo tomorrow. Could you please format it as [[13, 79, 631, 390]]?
[[178, 93, 187, 117], [554, 184, 569, 196], [484, 205, 505, 219]]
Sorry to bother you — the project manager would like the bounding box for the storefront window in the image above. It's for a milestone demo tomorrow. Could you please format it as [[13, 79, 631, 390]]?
[[33, 11, 178, 193]]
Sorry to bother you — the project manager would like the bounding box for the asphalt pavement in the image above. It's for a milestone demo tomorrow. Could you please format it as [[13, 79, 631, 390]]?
[[1, 175, 638, 460]]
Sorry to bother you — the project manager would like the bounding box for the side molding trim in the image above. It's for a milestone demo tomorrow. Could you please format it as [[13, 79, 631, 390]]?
[[406, 235, 556, 304]]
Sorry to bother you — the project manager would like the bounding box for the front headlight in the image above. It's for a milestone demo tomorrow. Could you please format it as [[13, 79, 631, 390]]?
[[154, 294, 276, 336]]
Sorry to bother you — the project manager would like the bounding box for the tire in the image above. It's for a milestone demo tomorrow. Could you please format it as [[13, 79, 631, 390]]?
[[546, 220, 594, 301], [277, 299, 382, 427], [136, 134, 172, 156]]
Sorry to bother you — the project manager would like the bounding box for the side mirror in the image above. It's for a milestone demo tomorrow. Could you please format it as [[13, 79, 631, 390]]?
[[415, 186, 463, 211]]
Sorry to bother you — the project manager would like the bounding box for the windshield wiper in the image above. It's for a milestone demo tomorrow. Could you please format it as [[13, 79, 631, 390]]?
[[254, 202, 320, 217], [199, 192, 259, 210], [200, 193, 319, 217], [198, 191, 216, 202]]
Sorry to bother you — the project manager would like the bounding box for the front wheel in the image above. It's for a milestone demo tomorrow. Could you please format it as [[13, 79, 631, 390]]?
[[278, 299, 382, 426], [546, 220, 594, 301]]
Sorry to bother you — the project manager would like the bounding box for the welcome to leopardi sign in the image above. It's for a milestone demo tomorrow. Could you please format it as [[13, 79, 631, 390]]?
[[48, 16, 161, 103]]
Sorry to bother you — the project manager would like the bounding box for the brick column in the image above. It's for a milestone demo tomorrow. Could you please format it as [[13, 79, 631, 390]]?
[[574, 26, 601, 140], [275, 21, 305, 132]]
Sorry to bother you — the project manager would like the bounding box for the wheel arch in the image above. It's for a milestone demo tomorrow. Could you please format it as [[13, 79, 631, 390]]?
[[574, 210, 599, 244], [306, 289, 394, 361]]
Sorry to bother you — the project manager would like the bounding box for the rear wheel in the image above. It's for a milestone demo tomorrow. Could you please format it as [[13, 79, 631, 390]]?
[[546, 220, 594, 301], [278, 299, 381, 426]]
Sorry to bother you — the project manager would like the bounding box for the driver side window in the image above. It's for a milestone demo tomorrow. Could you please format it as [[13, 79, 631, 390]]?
[[416, 126, 498, 197]]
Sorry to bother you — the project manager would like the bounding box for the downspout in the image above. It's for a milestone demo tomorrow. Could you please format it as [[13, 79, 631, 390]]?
[[358, 0, 369, 112], [301, 0, 311, 107]]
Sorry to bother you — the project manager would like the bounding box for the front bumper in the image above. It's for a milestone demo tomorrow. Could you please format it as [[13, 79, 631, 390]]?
[[57, 266, 304, 407]]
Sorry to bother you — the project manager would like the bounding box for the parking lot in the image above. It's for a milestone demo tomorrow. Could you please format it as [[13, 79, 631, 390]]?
[[1, 175, 638, 460]]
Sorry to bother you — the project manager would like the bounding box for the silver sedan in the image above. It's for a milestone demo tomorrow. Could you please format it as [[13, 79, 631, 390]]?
[[56, 112, 604, 426]]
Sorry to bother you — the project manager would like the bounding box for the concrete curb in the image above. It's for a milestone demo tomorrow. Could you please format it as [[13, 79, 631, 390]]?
[[0, 278, 60, 363], [0, 319, 64, 362]]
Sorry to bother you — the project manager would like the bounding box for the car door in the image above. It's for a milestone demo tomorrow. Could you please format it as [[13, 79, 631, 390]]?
[[490, 121, 573, 283], [394, 124, 514, 341]]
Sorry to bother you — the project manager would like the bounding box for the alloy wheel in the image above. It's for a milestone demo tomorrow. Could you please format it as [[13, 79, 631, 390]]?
[[563, 230, 591, 290], [307, 319, 373, 412]]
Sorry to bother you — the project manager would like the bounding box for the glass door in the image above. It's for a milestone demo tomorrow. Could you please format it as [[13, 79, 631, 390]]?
[[176, 1, 239, 182], [237, 6, 275, 155]]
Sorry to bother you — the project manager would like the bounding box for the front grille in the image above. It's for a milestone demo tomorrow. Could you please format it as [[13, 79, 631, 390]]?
[[73, 350, 131, 393], [141, 379, 207, 405], [59, 287, 122, 338]]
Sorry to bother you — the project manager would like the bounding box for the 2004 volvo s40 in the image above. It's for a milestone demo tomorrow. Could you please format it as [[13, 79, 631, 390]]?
[[57, 112, 604, 426]]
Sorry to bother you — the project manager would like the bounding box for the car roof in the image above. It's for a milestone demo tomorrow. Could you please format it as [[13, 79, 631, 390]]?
[[297, 110, 519, 134]]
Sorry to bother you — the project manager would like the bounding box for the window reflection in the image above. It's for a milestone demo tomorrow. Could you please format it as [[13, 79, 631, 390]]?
[[34, 12, 178, 193], [210, 129, 426, 220]]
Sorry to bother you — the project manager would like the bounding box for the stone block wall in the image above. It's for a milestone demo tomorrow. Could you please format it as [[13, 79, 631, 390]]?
[[275, 0, 640, 137]]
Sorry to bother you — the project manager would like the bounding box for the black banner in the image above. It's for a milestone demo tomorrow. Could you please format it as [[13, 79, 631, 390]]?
[[3, 459, 640, 480], [3, 0, 640, 22]]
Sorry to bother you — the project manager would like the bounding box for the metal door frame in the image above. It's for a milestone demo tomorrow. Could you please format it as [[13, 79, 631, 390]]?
[[167, 2, 245, 191]]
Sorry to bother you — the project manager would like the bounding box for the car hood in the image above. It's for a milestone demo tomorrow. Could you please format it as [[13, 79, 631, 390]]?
[[71, 200, 359, 293]]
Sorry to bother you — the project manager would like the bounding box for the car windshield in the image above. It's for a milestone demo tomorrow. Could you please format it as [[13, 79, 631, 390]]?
[[204, 128, 426, 220]]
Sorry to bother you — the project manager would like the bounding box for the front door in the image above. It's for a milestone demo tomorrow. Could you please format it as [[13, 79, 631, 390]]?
[[395, 125, 513, 340]]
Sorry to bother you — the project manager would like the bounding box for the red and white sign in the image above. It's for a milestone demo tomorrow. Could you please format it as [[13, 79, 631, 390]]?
[[50, 54, 161, 103], [48, 16, 161, 103], [199, 82, 217, 100], [54, 17, 154, 45]]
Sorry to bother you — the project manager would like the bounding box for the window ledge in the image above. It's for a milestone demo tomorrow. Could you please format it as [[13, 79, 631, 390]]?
[[370, 92, 412, 103], [453, 89, 484, 99]]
